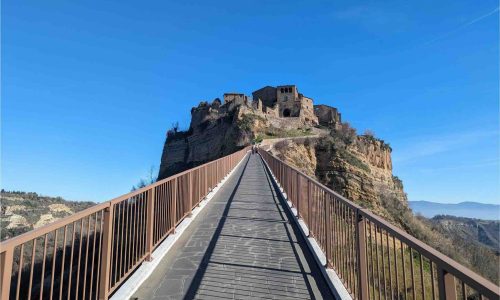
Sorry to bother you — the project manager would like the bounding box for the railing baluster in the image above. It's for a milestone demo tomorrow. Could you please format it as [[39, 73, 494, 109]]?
[[325, 194, 331, 267], [410, 247, 416, 300], [356, 210, 369, 300], [50, 229, 59, 300], [40, 233, 49, 300], [67, 223, 76, 300], [146, 188, 155, 261], [94, 210, 104, 300], [82, 216, 92, 300], [420, 253, 426, 300], [402, 242, 407, 300], [16, 244, 24, 300]]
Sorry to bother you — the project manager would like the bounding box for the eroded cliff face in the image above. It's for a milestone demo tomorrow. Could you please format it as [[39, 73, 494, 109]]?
[[314, 133, 408, 222], [157, 100, 252, 180], [270, 139, 317, 177]]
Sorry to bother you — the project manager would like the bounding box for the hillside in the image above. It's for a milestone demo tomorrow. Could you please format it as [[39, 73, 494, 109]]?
[[0, 190, 95, 241], [410, 200, 500, 220], [422, 215, 500, 282], [426, 215, 499, 253]]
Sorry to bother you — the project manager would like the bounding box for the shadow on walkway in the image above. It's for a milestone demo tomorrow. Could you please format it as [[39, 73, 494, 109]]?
[[132, 154, 333, 300]]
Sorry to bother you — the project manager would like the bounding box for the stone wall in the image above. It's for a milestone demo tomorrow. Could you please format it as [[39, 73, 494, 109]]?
[[299, 96, 318, 124], [314, 104, 341, 128], [252, 86, 276, 107]]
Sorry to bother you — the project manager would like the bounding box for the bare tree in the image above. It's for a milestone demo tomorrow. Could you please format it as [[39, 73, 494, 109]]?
[[364, 129, 375, 137]]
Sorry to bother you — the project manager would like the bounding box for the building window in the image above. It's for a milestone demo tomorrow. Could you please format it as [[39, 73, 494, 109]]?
[[283, 108, 291, 117], [280, 88, 284, 93]]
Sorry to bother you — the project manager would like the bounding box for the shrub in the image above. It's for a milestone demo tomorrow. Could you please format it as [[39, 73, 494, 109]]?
[[254, 134, 263, 144]]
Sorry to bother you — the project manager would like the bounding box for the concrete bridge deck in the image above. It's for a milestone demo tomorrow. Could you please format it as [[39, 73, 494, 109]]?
[[132, 154, 333, 300]]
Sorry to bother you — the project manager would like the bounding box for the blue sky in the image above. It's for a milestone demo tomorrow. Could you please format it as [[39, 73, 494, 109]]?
[[2, 0, 498, 204]]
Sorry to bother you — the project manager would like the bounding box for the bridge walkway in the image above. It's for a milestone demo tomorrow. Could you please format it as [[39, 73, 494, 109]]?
[[132, 153, 333, 299]]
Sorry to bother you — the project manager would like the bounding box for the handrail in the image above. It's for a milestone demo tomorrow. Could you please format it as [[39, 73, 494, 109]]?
[[258, 148, 500, 300], [0, 146, 250, 300]]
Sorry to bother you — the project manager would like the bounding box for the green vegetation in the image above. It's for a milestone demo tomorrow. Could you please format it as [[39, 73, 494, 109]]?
[[338, 148, 371, 173], [253, 134, 264, 144], [260, 126, 315, 139], [237, 113, 265, 131], [380, 190, 499, 285]]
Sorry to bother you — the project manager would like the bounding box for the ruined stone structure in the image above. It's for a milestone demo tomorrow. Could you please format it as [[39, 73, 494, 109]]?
[[252, 85, 319, 125], [314, 104, 342, 128]]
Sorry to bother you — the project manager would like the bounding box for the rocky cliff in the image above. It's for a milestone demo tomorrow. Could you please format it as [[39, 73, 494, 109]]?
[[158, 99, 252, 179]]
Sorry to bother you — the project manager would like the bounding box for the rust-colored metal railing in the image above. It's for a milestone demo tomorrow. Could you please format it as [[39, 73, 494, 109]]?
[[259, 149, 500, 300], [0, 147, 249, 300]]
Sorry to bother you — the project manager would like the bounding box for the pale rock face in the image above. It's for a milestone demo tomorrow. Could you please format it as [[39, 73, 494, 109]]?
[[4, 205, 27, 216], [270, 140, 317, 177], [35, 214, 57, 228], [313, 135, 407, 222], [49, 203, 74, 214], [7, 214, 29, 229]]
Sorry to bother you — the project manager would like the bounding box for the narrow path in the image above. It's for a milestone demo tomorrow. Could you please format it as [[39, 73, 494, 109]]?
[[132, 154, 333, 300]]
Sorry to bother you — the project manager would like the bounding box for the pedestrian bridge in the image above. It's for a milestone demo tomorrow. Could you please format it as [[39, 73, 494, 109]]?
[[1, 148, 499, 300]]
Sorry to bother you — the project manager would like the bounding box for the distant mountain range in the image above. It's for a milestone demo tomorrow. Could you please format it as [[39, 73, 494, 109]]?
[[409, 200, 500, 220]]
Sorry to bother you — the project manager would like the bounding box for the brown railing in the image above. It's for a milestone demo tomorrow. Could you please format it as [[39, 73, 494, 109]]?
[[259, 149, 500, 300], [0, 147, 249, 300]]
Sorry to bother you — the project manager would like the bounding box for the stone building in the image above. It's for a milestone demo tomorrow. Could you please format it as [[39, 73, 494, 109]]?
[[223, 93, 248, 104], [251, 85, 318, 125], [314, 104, 342, 128]]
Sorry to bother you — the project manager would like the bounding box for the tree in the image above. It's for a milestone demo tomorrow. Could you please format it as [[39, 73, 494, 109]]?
[[363, 129, 375, 137], [131, 165, 158, 191]]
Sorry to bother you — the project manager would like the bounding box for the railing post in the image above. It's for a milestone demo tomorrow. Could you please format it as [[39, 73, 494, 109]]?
[[189, 172, 193, 213], [98, 204, 114, 300], [205, 165, 208, 194], [307, 179, 312, 232], [325, 195, 331, 267], [437, 267, 457, 300], [1, 248, 13, 300], [356, 210, 369, 300], [173, 178, 177, 233], [146, 187, 155, 261], [296, 174, 300, 217]]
